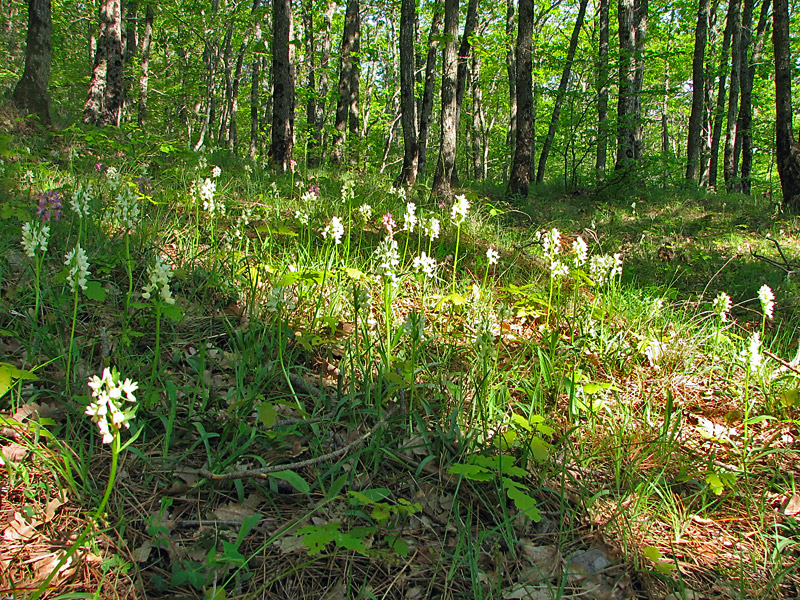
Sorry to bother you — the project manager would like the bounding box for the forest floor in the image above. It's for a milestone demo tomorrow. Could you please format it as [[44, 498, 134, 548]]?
[[1, 124, 800, 599]]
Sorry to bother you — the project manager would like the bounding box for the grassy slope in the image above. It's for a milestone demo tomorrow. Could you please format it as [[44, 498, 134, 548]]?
[[1, 126, 800, 599]]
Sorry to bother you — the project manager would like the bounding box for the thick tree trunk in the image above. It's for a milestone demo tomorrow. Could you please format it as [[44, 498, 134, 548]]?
[[137, 2, 153, 127], [124, 1, 137, 62], [708, 0, 736, 188], [507, 0, 533, 197], [686, 0, 711, 181], [417, 1, 442, 178], [396, 0, 418, 186], [431, 0, 459, 198], [84, 0, 125, 126], [506, 0, 517, 159], [313, 2, 334, 161], [596, 0, 609, 175], [12, 0, 52, 126], [773, 0, 800, 211], [271, 0, 294, 169], [331, 0, 359, 165], [723, 0, 742, 190], [535, 0, 588, 184], [449, 0, 480, 185], [347, 3, 361, 159]]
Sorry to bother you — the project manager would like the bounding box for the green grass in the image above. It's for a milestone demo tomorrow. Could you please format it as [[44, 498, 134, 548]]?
[[1, 130, 800, 599]]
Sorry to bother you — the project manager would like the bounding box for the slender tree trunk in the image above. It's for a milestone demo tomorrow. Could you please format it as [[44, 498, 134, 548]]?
[[471, 50, 487, 180], [12, 0, 52, 126], [686, 0, 711, 181], [331, 0, 359, 164], [708, 0, 736, 188], [124, 1, 137, 62], [633, 0, 647, 160], [616, 0, 637, 167], [508, 0, 533, 197], [137, 2, 153, 128], [396, 0, 418, 186], [661, 33, 671, 156], [84, 0, 124, 126], [596, 0, 609, 175], [417, 1, 442, 178], [227, 30, 249, 149], [217, 24, 234, 145], [773, 0, 800, 211], [347, 2, 361, 160], [432, 0, 459, 197], [506, 0, 517, 159], [723, 0, 742, 190], [737, 0, 770, 194], [449, 0, 479, 186], [314, 2, 334, 161], [535, 0, 588, 183], [303, 0, 317, 162], [271, 0, 294, 169], [249, 0, 263, 158]]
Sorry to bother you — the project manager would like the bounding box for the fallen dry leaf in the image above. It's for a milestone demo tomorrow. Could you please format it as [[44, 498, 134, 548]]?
[[1, 442, 28, 463]]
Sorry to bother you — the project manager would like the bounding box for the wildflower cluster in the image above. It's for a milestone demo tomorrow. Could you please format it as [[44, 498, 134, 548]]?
[[374, 236, 400, 286], [212, 166, 222, 179], [65, 244, 91, 292], [403, 202, 417, 232], [199, 177, 217, 213], [37, 190, 63, 222], [588, 253, 623, 286], [422, 216, 440, 240], [404, 311, 426, 343], [71, 183, 93, 217], [295, 210, 310, 226], [740, 331, 763, 373], [322, 216, 345, 244], [571, 237, 588, 269], [137, 175, 153, 196], [412, 251, 437, 278], [86, 367, 138, 444], [451, 194, 470, 226], [106, 166, 121, 190], [713, 291, 732, 322], [112, 185, 140, 230], [758, 284, 775, 319], [21, 222, 50, 258], [357, 203, 373, 223], [486, 247, 500, 266], [382, 213, 396, 238], [264, 286, 297, 314], [142, 255, 175, 305]]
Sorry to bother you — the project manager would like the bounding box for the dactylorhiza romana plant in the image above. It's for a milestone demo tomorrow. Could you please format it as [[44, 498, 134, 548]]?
[[21, 220, 50, 315], [484, 246, 500, 288], [709, 291, 733, 376], [31, 368, 139, 600], [373, 234, 401, 367], [111, 184, 140, 332], [758, 284, 775, 337], [70, 183, 93, 243], [739, 331, 766, 455], [64, 244, 91, 392], [142, 255, 175, 382], [450, 194, 470, 292]]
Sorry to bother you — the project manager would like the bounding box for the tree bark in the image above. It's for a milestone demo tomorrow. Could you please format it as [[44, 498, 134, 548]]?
[[632, 0, 647, 160], [417, 1, 442, 178], [616, 0, 637, 167], [314, 2, 334, 160], [723, 0, 742, 190], [773, 0, 800, 211], [396, 0, 418, 186], [271, 0, 294, 169], [137, 2, 153, 128], [84, 0, 125, 126], [331, 0, 359, 165], [303, 0, 318, 161], [124, 0, 137, 62], [449, 0, 480, 185], [535, 0, 588, 184], [507, 0, 533, 197], [249, 0, 264, 158], [708, 0, 736, 188], [12, 0, 52, 126], [506, 0, 517, 160], [686, 0, 711, 181], [347, 2, 361, 158], [471, 49, 487, 181], [432, 0, 459, 198], [736, 0, 770, 194], [595, 0, 609, 175]]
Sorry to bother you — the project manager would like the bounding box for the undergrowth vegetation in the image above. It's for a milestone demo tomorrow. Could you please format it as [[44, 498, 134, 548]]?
[[2, 130, 800, 599]]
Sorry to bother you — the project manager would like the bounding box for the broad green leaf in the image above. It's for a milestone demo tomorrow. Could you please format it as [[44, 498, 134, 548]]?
[[528, 436, 552, 462], [269, 470, 310, 494], [386, 535, 410, 557], [642, 546, 663, 562], [327, 473, 348, 500], [258, 402, 277, 428], [448, 462, 492, 481], [781, 388, 800, 407], [506, 486, 541, 522], [0, 363, 38, 398], [161, 304, 184, 322], [84, 280, 107, 302], [706, 473, 724, 495], [511, 413, 532, 432], [342, 267, 366, 280]]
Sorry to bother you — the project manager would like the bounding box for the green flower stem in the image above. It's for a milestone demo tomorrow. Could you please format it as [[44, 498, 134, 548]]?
[[65, 287, 80, 395], [31, 433, 121, 600], [452, 224, 462, 293], [151, 303, 162, 387]]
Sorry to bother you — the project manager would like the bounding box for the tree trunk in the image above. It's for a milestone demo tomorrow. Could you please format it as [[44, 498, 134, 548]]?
[[249, 0, 264, 158], [314, 2, 334, 161], [506, 0, 517, 159], [736, 0, 770, 194], [471, 50, 487, 181], [417, 1, 442, 178], [124, 0, 137, 62], [708, 0, 736, 188], [271, 0, 294, 169], [137, 2, 153, 128], [723, 0, 742, 190], [432, 0, 459, 198], [449, 0, 479, 185], [217, 24, 234, 145], [396, 0, 418, 186], [596, 0, 609, 175], [84, 0, 125, 126], [616, 0, 637, 167], [686, 0, 711, 181], [535, 0, 588, 184], [773, 0, 800, 211], [347, 2, 361, 160], [12, 0, 52, 126], [331, 0, 359, 165], [227, 30, 250, 149], [632, 0, 647, 160], [303, 0, 318, 162], [507, 0, 533, 197]]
